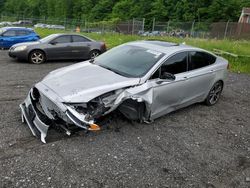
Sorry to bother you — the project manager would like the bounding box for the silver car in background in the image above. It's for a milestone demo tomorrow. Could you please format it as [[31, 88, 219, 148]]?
[[20, 40, 228, 143], [9, 33, 107, 64]]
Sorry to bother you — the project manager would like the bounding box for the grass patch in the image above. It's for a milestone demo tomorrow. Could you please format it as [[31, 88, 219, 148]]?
[[35, 28, 250, 74]]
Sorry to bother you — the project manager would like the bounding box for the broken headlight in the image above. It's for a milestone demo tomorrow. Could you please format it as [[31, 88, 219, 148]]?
[[67, 103, 88, 114]]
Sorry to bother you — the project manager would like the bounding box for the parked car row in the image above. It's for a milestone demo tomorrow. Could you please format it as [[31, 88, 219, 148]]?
[[9, 33, 107, 64], [139, 30, 190, 38], [34, 23, 65, 30], [0, 21, 13, 26], [1, 28, 106, 62], [0, 21, 65, 30], [0, 20, 33, 26]]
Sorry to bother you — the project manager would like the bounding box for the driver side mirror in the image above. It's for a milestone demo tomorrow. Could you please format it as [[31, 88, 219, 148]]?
[[50, 41, 57, 45], [160, 72, 176, 81]]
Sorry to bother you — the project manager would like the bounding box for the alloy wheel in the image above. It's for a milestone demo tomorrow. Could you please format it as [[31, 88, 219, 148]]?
[[31, 52, 44, 64], [208, 82, 223, 105], [90, 51, 100, 59]]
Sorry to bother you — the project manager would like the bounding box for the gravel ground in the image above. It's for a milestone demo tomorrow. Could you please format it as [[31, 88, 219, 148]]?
[[0, 50, 249, 188]]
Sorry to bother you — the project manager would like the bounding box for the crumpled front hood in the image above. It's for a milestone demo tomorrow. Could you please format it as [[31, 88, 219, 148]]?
[[40, 62, 140, 103]]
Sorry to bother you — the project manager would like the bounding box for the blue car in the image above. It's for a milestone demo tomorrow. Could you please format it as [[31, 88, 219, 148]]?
[[0, 27, 40, 48]]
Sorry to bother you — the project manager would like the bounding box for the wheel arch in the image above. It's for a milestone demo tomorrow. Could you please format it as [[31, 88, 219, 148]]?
[[215, 79, 224, 89], [28, 49, 47, 60], [117, 98, 147, 121]]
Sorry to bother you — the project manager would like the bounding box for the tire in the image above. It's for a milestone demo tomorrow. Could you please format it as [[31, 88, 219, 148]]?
[[89, 50, 100, 59], [29, 50, 46, 64], [205, 81, 223, 106]]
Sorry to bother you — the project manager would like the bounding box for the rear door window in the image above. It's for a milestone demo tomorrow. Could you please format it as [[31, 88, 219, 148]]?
[[72, 35, 90, 42], [52, 36, 71, 44], [16, 30, 30, 36], [188, 51, 216, 71]]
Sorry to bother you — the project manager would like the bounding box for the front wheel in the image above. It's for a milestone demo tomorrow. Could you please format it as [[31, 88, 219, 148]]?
[[29, 50, 46, 64], [205, 81, 223, 106], [89, 50, 100, 59]]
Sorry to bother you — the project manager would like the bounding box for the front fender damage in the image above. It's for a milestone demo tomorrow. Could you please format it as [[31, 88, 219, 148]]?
[[20, 82, 154, 143]]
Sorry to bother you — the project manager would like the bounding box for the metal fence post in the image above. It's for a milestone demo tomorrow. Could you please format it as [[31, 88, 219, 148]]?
[[102, 22, 104, 34], [132, 18, 135, 35], [152, 18, 155, 32], [224, 20, 230, 39], [142, 18, 145, 32], [64, 18, 67, 30], [167, 20, 170, 34], [191, 20, 195, 37]]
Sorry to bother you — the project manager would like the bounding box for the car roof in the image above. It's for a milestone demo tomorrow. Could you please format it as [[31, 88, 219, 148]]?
[[127, 40, 211, 55], [1, 27, 33, 31]]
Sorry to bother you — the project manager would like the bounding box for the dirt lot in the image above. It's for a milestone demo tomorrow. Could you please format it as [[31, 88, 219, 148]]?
[[0, 50, 249, 188]]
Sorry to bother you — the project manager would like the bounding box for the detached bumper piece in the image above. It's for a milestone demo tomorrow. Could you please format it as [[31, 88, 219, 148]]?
[[20, 94, 101, 143], [20, 102, 49, 143]]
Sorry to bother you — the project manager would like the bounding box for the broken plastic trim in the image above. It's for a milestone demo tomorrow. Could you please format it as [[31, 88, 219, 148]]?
[[20, 102, 49, 143], [20, 91, 99, 143]]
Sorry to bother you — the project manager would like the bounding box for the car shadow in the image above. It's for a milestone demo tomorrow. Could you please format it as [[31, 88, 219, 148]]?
[[45, 102, 209, 143]]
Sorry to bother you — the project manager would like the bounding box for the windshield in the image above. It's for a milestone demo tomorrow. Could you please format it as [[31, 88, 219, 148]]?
[[39, 34, 58, 43], [95, 45, 164, 78], [0, 28, 6, 35]]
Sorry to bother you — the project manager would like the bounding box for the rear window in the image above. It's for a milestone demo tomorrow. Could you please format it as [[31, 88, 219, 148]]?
[[189, 51, 216, 71]]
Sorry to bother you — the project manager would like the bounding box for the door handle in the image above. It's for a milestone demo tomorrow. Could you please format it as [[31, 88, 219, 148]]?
[[156, 80, 164, 84], [182, 76, 188, 81]]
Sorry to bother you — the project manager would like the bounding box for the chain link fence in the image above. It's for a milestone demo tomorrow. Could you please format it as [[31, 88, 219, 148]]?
[[0, 14, 145, 35], [0, 13, 250, 40], [152, 20, 250, 39]]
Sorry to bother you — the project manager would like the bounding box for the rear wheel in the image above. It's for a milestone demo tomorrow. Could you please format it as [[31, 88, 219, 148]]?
[[205, 81, 223, 106], [89, 50, 100, 59], [29, 50, 46, 64]]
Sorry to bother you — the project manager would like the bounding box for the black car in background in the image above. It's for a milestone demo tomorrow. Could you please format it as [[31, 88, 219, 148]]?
[[9, 34, 107, 64]]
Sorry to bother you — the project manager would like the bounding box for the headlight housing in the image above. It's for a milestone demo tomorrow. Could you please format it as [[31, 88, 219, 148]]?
[[67, 103, 88, 114], [13, 46, 27, 51]]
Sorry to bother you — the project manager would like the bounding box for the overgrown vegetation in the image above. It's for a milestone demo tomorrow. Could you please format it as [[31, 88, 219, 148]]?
[[1, 0, 250, 22], [35, 28, 250, 74]]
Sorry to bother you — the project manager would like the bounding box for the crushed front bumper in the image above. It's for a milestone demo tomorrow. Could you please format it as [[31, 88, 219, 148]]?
[[20, 95, 50, 143], [20, 90, 100, 143]]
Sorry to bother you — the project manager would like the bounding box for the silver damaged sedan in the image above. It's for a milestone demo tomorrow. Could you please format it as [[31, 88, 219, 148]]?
[[20, 40, 229, 143]]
